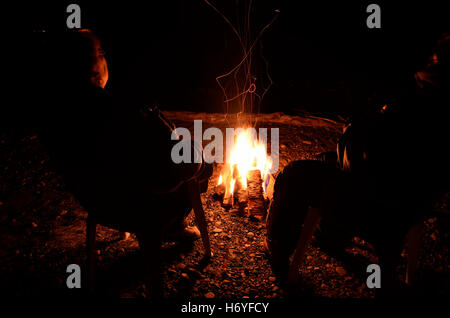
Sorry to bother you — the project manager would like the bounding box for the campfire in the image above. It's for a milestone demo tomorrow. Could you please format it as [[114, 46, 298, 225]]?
[[215, 128, 274, 220]]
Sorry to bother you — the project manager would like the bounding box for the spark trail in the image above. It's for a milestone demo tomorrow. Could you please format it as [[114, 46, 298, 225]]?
[[204, 0, 280, 127]]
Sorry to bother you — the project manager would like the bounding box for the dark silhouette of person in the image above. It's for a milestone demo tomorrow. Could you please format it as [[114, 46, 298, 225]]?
[[37, 29, 211, 295], [265, 33, 450, 294]]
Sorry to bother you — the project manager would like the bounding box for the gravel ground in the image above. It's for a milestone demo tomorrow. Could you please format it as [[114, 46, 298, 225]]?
[[0, 111, 448, 299]]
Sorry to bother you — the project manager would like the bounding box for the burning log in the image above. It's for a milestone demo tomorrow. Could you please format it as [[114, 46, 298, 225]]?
[[223, 193, 234, 207], [236, 188, 248, 214], [214, 182, 226, 199], [247, 170, 267, 221], [222, 173, 235, 207], [213, 128, 273, 218]]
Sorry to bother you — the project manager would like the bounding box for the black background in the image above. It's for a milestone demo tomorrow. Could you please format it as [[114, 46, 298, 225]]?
[[8, 1, 450, 119]]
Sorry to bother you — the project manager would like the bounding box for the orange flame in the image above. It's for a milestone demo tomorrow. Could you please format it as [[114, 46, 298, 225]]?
[[219, 128, 272, 200]]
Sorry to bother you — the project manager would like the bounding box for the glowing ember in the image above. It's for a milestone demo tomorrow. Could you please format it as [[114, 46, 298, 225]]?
[[219, 128, 272, 203]]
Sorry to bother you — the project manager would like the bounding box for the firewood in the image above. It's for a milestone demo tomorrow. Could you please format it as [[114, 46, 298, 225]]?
[[223, 194, 233, 207], [222, 173, 234, 207], [247, 170, 267, 221], [236, 188, 248, 214], [214, 183, 226, 199]]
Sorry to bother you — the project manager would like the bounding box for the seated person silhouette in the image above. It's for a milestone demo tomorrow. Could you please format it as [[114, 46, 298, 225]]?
[[37, 29, 212, 296], [265, 33, 449, 294]]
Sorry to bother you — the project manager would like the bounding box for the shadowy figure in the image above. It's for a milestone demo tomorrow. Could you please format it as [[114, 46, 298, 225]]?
[[265, 34, 450, 296], [37, 29, 212, 297]]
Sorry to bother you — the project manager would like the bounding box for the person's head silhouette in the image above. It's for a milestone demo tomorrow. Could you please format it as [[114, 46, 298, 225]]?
[[61, 29, 109, 89]]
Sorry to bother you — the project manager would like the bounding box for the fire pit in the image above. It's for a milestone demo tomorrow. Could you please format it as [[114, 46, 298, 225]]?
[[214, 128, 275, 221]]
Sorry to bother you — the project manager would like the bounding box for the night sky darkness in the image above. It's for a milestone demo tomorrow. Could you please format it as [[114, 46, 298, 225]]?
[[8, 1, 450, 120]]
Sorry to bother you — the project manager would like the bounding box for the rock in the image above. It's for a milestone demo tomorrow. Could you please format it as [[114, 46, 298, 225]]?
[[247, 232, 254, 238], [177, 263, 186, 270], [213, 228, 222, 233], [181, 273, 189, 279], [269, 276, 276, 282], [204, 292, 215, 298], [335, 266, 346, 276]]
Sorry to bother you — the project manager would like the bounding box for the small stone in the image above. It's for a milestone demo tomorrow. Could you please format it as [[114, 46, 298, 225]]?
[[269, 276, 276, 282], [177, 263, 186, 270], [247, 232, 254, 238], [213, 228, 222, 233], [31, 222, 38, 228], [181, 273, 189, 279], [204, 292, 215, 298], [335, 266, 346, 276]]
